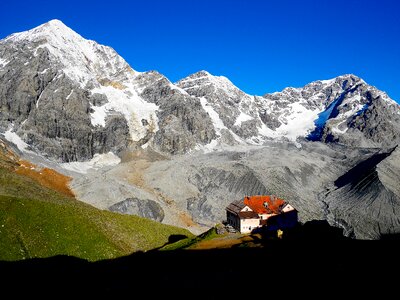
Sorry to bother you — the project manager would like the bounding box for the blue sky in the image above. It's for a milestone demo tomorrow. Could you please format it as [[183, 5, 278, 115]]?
[[1, 0, 399, 102]]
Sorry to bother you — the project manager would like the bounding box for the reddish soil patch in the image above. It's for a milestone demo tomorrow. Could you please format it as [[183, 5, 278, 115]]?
[[15, 160, 75, 197]]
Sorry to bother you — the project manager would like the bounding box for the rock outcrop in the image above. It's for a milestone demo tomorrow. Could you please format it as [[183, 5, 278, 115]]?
[[109, 197, 164, 222]]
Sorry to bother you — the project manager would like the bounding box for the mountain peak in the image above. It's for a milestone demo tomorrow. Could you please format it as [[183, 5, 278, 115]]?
[[336, 73, 365, 83], [4, 19, 81, 43], [178, 70, 213, 81], [39, 19, 76, 35], [1, 19, 137, 89], [176, 70, 241, 93], [315, 74, 365, 86], [46, 19, 67, 27], [180, 70, 235, 82], [193, 70, 212, 77]]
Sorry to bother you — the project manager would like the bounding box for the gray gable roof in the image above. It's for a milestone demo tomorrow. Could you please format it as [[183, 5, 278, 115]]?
[[226, 200, 246, 215]]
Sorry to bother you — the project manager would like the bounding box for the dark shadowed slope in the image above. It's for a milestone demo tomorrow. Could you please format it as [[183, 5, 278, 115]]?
[[1, 239, 399, 296], [324, 146, 400, 239]]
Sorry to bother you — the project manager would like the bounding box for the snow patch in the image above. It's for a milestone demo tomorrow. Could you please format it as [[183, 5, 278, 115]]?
[[331, 122, 349, 134], [198, 97, 244, 150], [196, 139, 219, 153], [3, 127, 33, 153], [275, 102, 322, 141], [258, 123, 278, 139], [199, 97, 226, 131], [61, 152, 121, 174], [320, 78, 336, 85], [90, 85, 159, 141], [234, 112, 253, 126], [199, 97, 243, 142], [169, 83, 189, 95], [342, 101, 365, 119], [90, 105, 108, 127], [66, 89, 74, 100], [183, 83, 212, 90], [36, 90, 44, 108]]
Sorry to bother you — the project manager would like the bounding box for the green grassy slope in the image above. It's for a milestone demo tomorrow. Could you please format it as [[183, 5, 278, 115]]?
[[159, 226, 220, 250], [0, 149, 194, 261]]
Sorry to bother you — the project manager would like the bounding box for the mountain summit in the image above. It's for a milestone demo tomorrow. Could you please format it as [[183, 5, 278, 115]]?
[[6, 19, 83, 42], [4, 19, 137, 87]]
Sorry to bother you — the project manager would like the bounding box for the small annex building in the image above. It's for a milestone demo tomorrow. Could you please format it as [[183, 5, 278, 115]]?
[[226, 195, 298, 234]]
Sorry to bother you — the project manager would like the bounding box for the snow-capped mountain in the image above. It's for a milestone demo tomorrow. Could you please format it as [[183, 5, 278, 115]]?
[[0, 19, 399, 164], [0, 20, 215, 161], [178, 72, 400, 148], [263, 74, 400, 148]]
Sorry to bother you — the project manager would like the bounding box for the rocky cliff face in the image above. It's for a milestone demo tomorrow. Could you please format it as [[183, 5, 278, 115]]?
[[176, 71, 260, 143], [137, 71, 216, 154]]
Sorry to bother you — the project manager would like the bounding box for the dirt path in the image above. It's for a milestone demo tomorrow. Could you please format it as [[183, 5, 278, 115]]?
[[189, 233, 263, 249]]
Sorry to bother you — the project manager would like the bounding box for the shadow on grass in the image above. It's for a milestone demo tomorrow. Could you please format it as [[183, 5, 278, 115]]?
[[1, 228, 400, 295], [151, 234, 189, 250]]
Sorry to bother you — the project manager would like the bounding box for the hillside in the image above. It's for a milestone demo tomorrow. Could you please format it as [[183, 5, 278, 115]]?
[[0, 139, 194, 261]]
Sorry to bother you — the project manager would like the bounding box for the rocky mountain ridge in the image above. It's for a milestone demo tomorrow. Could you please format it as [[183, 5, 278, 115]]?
[[1, 20, 399, 163]]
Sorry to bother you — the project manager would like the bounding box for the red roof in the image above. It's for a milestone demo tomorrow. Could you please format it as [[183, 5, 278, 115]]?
[[243, 195, 285, 215]]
